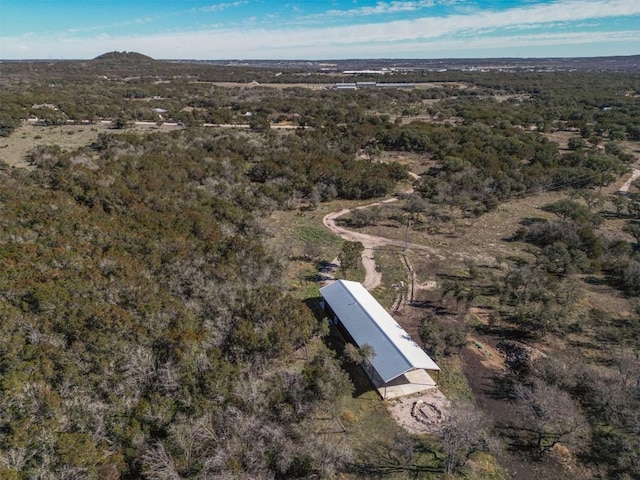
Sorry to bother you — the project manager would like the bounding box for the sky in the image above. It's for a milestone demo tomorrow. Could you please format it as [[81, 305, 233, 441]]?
[[1, 0, 638, 60]]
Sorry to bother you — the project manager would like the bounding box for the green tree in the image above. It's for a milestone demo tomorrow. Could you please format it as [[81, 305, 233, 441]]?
[[111, 116, 131, 129], [623, 222, 640, 247], [568, 137, 587, 151], [249, 113, 271, 131], [338, 241, 364, 278], [542, 198, 602, 226]]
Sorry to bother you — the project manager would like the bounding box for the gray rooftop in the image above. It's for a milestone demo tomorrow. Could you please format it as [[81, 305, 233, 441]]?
[[320, 280, 439, 384]]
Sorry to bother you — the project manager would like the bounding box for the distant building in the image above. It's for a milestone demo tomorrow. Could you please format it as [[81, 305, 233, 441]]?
[[320, 280, 439, 399], [268, 112, 301, 123], [375, 82, 415, 89]]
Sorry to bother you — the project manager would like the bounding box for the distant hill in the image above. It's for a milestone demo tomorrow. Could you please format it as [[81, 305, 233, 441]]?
[[92, 51, 154, 63]]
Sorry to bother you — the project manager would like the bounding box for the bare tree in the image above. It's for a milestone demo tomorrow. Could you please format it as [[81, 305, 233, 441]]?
[[142, 442, 181, 480], [623, 222, 640, 247], [309, 431, 353, 477], [121, 345, 156, 401], [442, 402, 497, 475], [571, 189, 604, 212], [576, 363, 628, 425], [0, 447, 32, 471], [513, 378, 588, 456]]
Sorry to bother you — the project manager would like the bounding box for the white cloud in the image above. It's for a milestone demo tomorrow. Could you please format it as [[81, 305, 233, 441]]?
[[323, 0, 439, 17], [2, 0, 639, 59], [196, 1, 248, 13]]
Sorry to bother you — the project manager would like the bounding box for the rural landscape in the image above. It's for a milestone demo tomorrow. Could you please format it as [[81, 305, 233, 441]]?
[[0, 51, 639, 479]]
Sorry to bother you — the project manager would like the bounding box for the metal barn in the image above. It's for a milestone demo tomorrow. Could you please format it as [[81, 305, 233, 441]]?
[[320, 280, 440, 399]]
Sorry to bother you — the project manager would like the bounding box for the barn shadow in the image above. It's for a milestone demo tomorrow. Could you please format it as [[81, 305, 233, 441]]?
[[303, 296, 326, 320], [303, 296, 377, 398], [324, 327, 377, 397]]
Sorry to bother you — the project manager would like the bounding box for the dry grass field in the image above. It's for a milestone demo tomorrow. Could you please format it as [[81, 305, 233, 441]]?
[[0, 122, 183, 168]]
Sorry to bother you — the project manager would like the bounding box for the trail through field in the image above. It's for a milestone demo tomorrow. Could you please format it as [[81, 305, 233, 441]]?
[[322, 174, 435, 291], [323, 199, 398, 290]]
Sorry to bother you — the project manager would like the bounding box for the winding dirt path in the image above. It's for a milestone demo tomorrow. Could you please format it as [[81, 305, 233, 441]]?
[[323, 199, 400, 290], [322, 173, 440, 291]]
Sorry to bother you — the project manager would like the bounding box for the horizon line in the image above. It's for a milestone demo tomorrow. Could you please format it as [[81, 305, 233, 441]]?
[[2, 53, 639, 62]]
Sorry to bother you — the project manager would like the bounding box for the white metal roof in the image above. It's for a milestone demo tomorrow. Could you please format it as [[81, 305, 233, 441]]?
[[320, 280, 439, 384]]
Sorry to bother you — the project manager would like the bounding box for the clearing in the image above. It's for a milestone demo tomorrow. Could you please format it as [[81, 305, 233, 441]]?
[[308, 144, 640, 478], [0, 122, 183, 168]]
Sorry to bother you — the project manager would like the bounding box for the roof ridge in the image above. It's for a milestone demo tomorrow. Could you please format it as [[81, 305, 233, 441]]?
[[337, 280, 409, 365]]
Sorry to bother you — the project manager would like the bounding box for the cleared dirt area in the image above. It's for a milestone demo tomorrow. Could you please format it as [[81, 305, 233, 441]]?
[[387, 388, 450, 435], [542, 130, 579, 150], [335, 192, 562, 268], [203, 82, 332, 90], [0, 122, 183, 168], [1, 123, 100, 168]]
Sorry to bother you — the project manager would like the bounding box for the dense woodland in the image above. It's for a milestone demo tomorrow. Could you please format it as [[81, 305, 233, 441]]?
[[0, 54, 639, 479]]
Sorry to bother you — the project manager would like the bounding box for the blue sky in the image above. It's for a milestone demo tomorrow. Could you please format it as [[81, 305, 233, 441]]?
[[1, 0, 638, 59]]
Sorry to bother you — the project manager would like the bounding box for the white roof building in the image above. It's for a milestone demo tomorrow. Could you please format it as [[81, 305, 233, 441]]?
[[320, 280, 439, 398]]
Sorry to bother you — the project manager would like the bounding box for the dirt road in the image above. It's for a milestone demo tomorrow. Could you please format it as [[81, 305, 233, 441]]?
[[618, 169, 640, 193], [322, 196, 439, 290], [323, 202, 392, 290], [321, 172, 435, 291]]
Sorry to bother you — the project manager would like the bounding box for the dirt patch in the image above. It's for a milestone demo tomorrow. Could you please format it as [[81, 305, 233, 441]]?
[[336, 191, 574, 268], [541, 130, 578, 150], [197, 81, 333, 90], [0, 122, 183, 168], [467, 336, 506, 372], [0, 123, 101, 168], [415, 280, 437, 291], [459, 335, 590, 480], [469, 306, 492, 324], [618, 169, 640, 193], [386, 388, 450, 435]]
